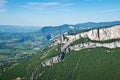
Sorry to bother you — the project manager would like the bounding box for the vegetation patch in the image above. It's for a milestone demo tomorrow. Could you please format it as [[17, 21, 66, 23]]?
[[70, 37, 120, 46], [1, 47, 120, 80]]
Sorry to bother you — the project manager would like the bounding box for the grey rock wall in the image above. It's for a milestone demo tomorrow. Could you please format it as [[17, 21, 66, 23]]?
[[67, 41, 120, 51], [42, 25, 120, 67]]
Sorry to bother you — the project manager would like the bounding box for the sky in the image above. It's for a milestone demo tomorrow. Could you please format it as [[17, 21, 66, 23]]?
[[0, 0, 120, 26]]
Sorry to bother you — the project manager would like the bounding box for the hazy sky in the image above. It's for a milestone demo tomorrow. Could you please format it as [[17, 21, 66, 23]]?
[[0, 0, 120, 26]]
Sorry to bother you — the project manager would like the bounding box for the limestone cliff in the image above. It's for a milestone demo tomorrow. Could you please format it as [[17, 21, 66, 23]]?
[[41, 52, 65, 66], [81, 25, 120, 40], [66, 41, 120, 52], [51, 25, 120, 51], [41, 56, 61, 67], [42, 25, 120, 67]]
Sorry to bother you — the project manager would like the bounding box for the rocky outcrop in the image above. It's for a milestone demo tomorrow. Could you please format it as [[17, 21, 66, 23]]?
[[66, 41, 120, 52], [42, 41, 120, 67], [42, 25, 120, 67], [51, 25, 120, 51], [81, 25, 120, 41], [41, 56, 61, 67], [41, 52, 65, 67]]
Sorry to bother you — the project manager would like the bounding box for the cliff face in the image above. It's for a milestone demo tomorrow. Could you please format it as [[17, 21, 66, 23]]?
[[41, 52, 65, 66], [51, 25, 120, 50], [82, 25, 120, 41], [41, 56, 61, 67], [42, 25, 120, 67], [66, 41, 120, 52]]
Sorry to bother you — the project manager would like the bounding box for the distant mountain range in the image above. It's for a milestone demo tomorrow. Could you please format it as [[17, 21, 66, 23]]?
[[41, 21, 120, 31], [39, 21, 120, 40], [1, 21, 120, 33], [75, 21, 120, 29], [1, 21, 120, 46]]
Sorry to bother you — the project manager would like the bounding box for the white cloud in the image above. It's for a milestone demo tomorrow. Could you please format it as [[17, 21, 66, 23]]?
[[83, 0, 103, 2], [62, 3, 73, 7], [23, 1, 73, 10], [0, 0, 6, 7], [102, 9, 120, 13], [27, 2, 60, 6], [62, 9, 72, 12], [23, 2, 60, 10], [0, 0, 7, 12]]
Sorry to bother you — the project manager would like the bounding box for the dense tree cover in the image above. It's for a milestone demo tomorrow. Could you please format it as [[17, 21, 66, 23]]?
[[1, 47, 120, 80], [70, 37, 120, 46], [38, 47, 120, 80], [0, 45, 61, 80]]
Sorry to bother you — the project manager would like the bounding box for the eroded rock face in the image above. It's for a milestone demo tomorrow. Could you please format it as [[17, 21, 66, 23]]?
[[43, 25, 120, 67], [51, 25, 120, 51], [41, 52, 65, 67], [66, 41, 120, 51], [42, 41, 120, 67], [81, 25, 120, 40], [41, 56, 60, 67]]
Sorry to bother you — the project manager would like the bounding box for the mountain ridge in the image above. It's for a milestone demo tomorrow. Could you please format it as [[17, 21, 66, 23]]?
[[42, 24, 120, 66]]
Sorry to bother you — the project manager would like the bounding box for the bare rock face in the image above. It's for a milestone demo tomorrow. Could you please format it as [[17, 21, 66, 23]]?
[[51, 25, 120, 51], [41, 55, 61, 67], [41, 52, 65, 67], [67, 41, 120, 51], [82, 25, 120, 41], [43, 25, 120, 67]]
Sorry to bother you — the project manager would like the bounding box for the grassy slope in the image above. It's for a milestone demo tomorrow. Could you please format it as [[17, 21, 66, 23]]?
[[39, 47, 120, 80], [1, 47, 120, 80], [1, 45, 61, 80]]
